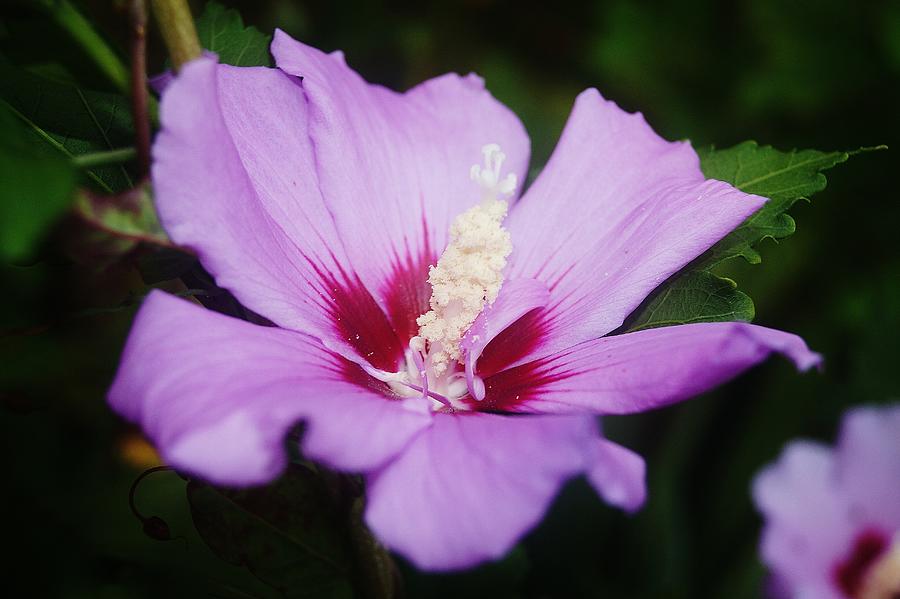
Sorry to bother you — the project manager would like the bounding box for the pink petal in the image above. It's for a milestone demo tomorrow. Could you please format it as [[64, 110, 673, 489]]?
[[480, 322, 821, 414], [270, 30, 530, 342], [363, 413, 595, 571], [587, 438, 646, 513], [152, 56, 407, 371], [461, 278, 550, 400], [503, 89, 766, 365], [752, 441, 852, 599], [835, 404, 900, 532], [108, 291, 431, 486]]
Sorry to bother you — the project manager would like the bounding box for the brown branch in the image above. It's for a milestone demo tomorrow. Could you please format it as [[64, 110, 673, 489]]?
[[129, 0, 151, 180]]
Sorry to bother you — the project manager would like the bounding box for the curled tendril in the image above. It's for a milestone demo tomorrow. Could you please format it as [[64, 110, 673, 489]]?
[[128, 465, 182, 543]]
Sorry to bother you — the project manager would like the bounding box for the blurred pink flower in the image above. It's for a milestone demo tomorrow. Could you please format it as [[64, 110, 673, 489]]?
[[754, 404, 900, 598]]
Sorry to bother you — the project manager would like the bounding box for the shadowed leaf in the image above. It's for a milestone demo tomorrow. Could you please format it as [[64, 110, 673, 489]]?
[[0, 58, 134, 192], [187, 464, 355, 598], [624, 270, 754, 332], [137, 247, 199, 284]]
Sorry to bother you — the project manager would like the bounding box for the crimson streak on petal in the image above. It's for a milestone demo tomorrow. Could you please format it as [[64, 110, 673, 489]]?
[[381, 219, 437, 347], [307, 233, 438, 381], [474, 307, 555, 378], [308, 255, 404, 372], [480, 352, 576, 412]]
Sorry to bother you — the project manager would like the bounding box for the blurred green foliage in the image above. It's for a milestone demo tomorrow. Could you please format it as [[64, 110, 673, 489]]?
[[0, 0, 897, 597], [0, 105, 76, 260]]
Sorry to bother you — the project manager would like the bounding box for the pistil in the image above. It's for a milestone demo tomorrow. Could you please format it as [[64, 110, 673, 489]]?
[[415, 144, 516, 378], [375, 144, 517, 411]]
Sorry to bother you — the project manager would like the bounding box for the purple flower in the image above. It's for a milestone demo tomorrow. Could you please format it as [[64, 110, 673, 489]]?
[[753, 404, 900, 599], [110, 31, 821, 571]]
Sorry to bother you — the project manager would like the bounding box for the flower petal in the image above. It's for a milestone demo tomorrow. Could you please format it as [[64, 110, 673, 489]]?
[[363, 413, 594, 571], [152, 58, 337, 332], [153, 56, 407, 370], [504, 90, 766, 365], [835, 404, 900, 531], [271, 31, 530, 341], [461, 278, 550, 400], [752, 441, 852, 599], [480, 322, 821, 414], [108, 291, 432, 486], [587, 438, 647, 513]]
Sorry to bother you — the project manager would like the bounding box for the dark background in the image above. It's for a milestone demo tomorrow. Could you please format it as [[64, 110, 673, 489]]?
[[1, 0, 897, 597]]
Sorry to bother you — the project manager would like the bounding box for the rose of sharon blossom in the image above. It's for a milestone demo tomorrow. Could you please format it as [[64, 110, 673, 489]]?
[[110, 30, 822, 571], [753, 404, 900, 599]]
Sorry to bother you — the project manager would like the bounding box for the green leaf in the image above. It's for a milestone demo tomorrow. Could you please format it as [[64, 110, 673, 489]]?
[[697, 141, 858, 266], [187, 464, 354, 598], [622, 142, 877, 332], [196, 2, 273, 67], [0, 105, 76, 261], [0, 58, 134, 192], [624, 270, 754, 332]]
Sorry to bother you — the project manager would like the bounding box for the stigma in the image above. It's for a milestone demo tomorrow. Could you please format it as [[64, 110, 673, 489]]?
[[414, 144, 516, 377]]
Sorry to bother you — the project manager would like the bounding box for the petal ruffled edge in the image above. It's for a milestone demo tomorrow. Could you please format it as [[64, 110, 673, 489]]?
[[363, 411, 647, 571], [587, 438, 647, 514], [362, 413, 593, 570], [109, 291, 432, 486]]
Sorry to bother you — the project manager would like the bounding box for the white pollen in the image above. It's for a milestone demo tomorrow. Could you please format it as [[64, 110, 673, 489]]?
[[415, 144, 516, 376]]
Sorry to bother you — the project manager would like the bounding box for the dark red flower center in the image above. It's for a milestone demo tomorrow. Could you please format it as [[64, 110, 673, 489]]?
[[316, 217, 562, 412]]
